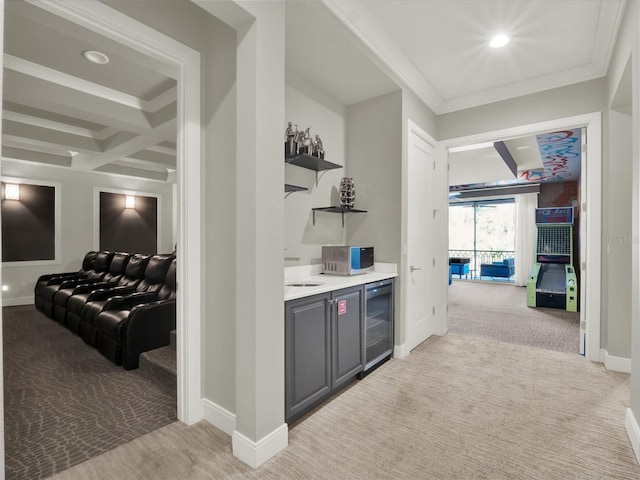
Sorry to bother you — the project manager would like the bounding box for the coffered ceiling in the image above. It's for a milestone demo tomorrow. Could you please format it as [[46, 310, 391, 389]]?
[[2, 0, 177, 182]]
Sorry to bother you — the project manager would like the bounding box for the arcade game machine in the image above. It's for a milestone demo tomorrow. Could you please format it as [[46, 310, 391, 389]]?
[[526, 207, 578, 312]]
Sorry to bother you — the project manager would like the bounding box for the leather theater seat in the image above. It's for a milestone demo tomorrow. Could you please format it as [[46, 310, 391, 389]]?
[[93, 259, 177, 369], [79, 254, 174, 347], [34, 251, 98, 311], [64, 253, 151, 335], [52, 252, 131, 325], [39, 251, 114, 319]]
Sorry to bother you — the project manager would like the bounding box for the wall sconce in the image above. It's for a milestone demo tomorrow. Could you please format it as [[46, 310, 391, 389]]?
[[125, 195, 136, 209], [3, 184, 20, 201]]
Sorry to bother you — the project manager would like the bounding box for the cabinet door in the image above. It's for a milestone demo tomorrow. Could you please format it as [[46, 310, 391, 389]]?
[[331, 286, 364, 389], [285, 293, 331, 422]]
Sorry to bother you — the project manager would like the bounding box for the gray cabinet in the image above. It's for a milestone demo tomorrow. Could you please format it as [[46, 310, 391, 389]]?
[[285, 293, 332, 422], [331, 286, 364, 389], [285, 286, 363, 423]]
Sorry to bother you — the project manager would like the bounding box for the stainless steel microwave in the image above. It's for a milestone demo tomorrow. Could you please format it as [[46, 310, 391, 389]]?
[[322, 246, 374, 275]]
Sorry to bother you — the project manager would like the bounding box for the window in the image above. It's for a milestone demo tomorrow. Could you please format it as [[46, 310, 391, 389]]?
[[449, 198, 515, 272]]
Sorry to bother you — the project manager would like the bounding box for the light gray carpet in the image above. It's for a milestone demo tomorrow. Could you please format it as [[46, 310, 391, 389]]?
[[448, 280, 580, 354], [51, 333, 637, 480], [3, 306, 176, 480]]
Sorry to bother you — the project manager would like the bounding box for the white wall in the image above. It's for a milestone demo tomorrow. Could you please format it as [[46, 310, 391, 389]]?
[[1, 159, 174, 305], [284, 83, 347, 266]]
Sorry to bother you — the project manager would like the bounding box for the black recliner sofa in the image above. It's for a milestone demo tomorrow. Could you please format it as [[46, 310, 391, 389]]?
[[37, 251, 114, 318], [33, 250, 176, 370], [93, 258, 177, 369], [52, 252, 131, 325], [34, 251, 98, 311], [79, 254, 174, 347], [64, 253, 151, 334]]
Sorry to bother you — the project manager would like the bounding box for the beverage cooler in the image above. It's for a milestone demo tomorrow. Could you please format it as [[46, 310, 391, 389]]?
[[362, 279, 394, 374]]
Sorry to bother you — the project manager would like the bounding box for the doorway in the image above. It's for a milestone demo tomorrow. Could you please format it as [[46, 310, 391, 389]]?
[[0, 0, 203, 477], [440, 112, 601, 362]]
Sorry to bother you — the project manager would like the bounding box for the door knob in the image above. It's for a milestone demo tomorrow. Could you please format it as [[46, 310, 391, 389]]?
[[410, 265, 421, 272]]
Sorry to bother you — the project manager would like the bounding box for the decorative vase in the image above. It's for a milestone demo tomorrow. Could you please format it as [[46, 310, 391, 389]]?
[[339, 177, 355, 209]]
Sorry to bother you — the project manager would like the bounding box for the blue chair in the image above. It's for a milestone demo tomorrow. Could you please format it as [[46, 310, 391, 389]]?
[[480, 258, 514, 278]]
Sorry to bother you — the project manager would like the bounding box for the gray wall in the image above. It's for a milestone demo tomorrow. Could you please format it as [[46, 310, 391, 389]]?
[[603, 109, 632, 359], [437, 78, 606, 141], [608, 0, 640, 431], [1, 160, 174, 304], [284, 83, 347, 266], [345, 90, 402, 263], [107, 0, 239, 414], [344, 89, 405, 348], [403, 87, 438, 140]]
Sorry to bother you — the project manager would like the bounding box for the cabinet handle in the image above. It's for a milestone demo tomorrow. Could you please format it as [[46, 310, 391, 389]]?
[[410, 265, 421, 272]]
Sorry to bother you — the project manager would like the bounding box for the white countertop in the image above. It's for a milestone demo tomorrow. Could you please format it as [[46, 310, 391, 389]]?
[[284, 263, 397, 301]]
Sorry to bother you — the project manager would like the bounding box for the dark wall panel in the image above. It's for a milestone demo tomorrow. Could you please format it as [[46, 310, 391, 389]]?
[[99, 192, 157, 254], [1, 183, 56, 262]]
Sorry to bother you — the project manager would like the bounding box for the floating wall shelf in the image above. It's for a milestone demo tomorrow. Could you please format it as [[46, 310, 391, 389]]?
[[284, 183, 308, 198], [285, 152, 342, 186], [312, 206, 367, 227]]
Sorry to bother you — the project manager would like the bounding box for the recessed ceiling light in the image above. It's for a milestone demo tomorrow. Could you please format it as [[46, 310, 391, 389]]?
[[83, 50, 110, 65], [517, 145, 532, 150], [490, 34, 510, 48]]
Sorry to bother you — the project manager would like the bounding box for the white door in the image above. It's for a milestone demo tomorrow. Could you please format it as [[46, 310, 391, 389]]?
[[407, 126, 435, 351]]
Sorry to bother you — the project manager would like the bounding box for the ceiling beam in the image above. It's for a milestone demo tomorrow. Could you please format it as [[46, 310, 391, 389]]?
[[95, 163, 169, 182], [4, 70, 155, 133], [4, 54, 175, 113], [493, 141, 518, 178], [2, 146, 72, 167], [3, 119, 103, 152], [127, 149, 176, 167], [71, 119, 176, 171]]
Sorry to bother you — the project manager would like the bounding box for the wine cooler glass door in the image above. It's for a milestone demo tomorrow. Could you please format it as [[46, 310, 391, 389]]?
[[364, 280, 393, 371]]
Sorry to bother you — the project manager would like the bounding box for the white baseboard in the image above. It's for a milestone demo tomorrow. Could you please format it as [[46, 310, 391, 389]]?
[[1, 296, 33, 307], [600, 349, 631, 373], [202, 398, 236, 436], [394, 343, 409, 359], [625, 408, 640, 464], [232, 423, 288, 468]]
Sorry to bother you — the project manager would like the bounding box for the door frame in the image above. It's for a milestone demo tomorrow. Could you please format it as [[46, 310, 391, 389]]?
[[1, 0, 204, 429], [439, 112, 602, 362]]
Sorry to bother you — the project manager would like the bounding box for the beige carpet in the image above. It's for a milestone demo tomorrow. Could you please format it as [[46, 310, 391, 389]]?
[[449, 280, 580, 354], [50, 333, 637, 480]]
